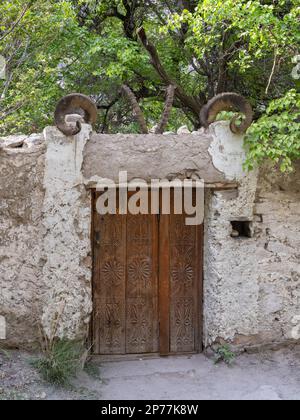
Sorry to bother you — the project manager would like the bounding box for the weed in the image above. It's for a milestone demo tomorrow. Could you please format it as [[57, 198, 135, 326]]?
[[33, 299, 92, 386], [33, 339, 83, 386], [214, 345, 236, 366]]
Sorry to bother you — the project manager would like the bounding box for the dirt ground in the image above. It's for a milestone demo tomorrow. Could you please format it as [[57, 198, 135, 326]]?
[[0, 345, 299, 400]]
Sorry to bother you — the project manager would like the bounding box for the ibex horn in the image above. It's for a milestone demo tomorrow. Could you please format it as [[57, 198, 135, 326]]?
[[54, 93, 98, 136], [200, 92, 253, 134]]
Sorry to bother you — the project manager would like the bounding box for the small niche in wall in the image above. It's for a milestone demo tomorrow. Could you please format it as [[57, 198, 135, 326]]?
[[230, 220, 253, 239]]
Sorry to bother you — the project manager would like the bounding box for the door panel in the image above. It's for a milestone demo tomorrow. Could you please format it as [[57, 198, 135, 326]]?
[[92, 192, 159, 355], [159, 201, 202, 355], [93, 212, 126, 355], [158, 214, 170, 356], [125, 214, 159, 353], [169, 213, 200, 353]]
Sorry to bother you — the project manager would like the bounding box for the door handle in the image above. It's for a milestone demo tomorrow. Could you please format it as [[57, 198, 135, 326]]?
[[95, 231, 101, 247]]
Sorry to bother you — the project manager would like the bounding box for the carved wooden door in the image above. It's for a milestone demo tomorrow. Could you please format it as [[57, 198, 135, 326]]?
[[92, 190, 202, 356], [159, 207, 203, 355]]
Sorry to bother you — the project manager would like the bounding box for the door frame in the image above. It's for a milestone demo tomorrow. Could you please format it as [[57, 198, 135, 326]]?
[[90, 189, 204, 358]]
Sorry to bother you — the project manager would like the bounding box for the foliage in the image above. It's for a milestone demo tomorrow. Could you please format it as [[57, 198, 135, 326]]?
[[0, 0, 99, 133], [214, 345, 236, 366], [33, 299, 87, 386], [33, 339, 83, 386], [166, 1, 299, 93], [245, 89, 300, 172], [0, 0, 299, 169]]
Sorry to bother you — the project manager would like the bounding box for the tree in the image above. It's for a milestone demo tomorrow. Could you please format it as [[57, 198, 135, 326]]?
[[0, 1, 299, 170], [0, 0, 97, 133]]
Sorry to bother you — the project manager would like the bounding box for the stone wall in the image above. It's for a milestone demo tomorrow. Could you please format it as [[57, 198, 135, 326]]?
[[204, 162, 300, 348], [0, 123, 299, 350]]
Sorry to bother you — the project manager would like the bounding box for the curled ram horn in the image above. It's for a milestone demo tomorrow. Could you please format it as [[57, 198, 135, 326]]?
[[54, 93, 98, 136], [200, 92, 253, 134]]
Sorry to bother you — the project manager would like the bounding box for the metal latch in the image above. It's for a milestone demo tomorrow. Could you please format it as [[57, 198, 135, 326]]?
[[95, 231, 101, 246]]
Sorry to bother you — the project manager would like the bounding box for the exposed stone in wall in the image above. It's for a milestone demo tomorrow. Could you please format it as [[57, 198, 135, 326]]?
[[254, 162, 300, 346], [0, 136, 46, 348], [204, 161, 300, 347]]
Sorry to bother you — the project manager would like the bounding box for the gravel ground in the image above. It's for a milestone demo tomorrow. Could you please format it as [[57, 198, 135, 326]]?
[[0, 345, 299, 400]]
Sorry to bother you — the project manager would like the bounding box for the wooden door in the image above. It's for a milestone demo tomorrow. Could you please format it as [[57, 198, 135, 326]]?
[[159, 208, 203, 355], [92, 191, 159, 355], [91, 190, 202, 356]]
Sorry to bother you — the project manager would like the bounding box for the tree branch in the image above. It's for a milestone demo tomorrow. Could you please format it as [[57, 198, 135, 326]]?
[[155, 85, 175, 134], [121, 84, 148, 133], [137, 27, 202, 119], [265, 49, 278, 95], [97, 97, 120, 133], [104, 8, 126, 22]]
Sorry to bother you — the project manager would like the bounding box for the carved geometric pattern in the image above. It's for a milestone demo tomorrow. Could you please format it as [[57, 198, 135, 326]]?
[[101, 259, 124, 287], [128, 257, 151, 295], [102, 303, 123, 349], [101, 218, 122, 248], [172, 219, 195, 245], [171, 261, 194, 293], [174, 245, 194, 262], [126, 300, 152, 351], [172, 298, 194, 349], [127, 216, 151, 244]]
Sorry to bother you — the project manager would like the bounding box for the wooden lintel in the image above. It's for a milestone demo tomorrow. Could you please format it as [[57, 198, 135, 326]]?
[[205, 182, 239, 191]]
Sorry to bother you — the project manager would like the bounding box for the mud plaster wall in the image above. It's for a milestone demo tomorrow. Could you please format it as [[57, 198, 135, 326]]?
[[204, 162, 300, 347], [0, 122, 299, 350], [40, 125, 93, 341], [82, 122, 245, 185], [0, 136, 46, 347], [0, 127, 93, 348]]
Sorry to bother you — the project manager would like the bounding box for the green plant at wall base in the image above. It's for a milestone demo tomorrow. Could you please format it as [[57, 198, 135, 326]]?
[[245, 90, 300, 172], [33, 339, 83, 386], [214, 345, 236, 366]]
